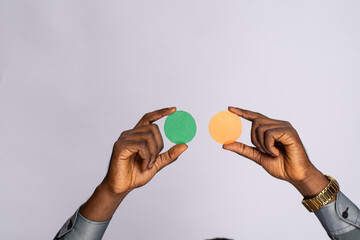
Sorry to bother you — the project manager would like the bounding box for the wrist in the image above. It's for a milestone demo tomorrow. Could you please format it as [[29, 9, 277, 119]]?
[[98, 180, 130, 199], [291, 168, 330, 199], [79, 182, 129, 222], [100, 175, 132, 196]]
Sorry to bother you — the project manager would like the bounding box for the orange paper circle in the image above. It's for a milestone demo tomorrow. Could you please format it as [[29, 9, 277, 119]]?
[[209, 111, 242, 144]]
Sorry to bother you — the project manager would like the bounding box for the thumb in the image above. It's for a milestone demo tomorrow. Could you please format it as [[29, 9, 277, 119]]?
[[223, 142, 263, 165], [154, 144, 188, 172]]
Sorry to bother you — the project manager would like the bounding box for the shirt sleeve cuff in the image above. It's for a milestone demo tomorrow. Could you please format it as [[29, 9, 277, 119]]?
[[314, 191, 360, 236], [54, 208, 111, 240]]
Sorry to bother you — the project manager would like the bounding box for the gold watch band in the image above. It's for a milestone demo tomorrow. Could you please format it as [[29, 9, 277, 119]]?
[[302, 175, 340, 212]]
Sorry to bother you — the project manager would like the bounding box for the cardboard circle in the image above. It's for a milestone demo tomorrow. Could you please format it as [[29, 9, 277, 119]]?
[[209, 111, 242, 144], [164, 111, 196, 144]]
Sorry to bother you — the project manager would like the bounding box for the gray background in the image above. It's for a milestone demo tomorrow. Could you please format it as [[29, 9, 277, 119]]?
[[1, 1, 359, 239]]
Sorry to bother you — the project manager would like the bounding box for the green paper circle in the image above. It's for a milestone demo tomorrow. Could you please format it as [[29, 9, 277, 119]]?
[[164, 111, 197, 144]]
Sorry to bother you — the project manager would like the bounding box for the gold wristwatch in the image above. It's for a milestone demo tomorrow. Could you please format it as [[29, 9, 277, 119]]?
[[302, 175, 340, 212]]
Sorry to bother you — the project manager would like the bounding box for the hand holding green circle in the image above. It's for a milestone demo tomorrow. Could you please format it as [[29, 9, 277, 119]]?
[[164, 111, 197, 144]]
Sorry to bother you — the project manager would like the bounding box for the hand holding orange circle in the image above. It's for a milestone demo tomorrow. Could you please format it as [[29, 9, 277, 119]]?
[[209, 111, 242, 144]]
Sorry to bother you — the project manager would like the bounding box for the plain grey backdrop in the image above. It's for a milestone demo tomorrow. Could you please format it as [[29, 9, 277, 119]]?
[[1, 1, 359, 239]]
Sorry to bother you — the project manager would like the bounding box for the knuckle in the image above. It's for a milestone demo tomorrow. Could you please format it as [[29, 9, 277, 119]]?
[[287, 127, 298, 136], [113, 140, 120, 148], [149, 124, 160, 135], [284, 126, 294, 133], [263, 130, 271, 140], [164, 151, 172, 161], [149, 124, 158, 131], [113, 140, 124, 152], [254, 111, 263, 117], [254, 151, 262, 165], [257, 124, 266, 131], [240, 144, 247, 154], [145, 131, 155, 138], [142, 113, 150, 119], [139, 141, 147, 149], [152, 124, 160, 131], [283, 120, 291, 126], [120, 130, 130, 137], [148, 133, 159, 146], [253, 118, 261, 125], [253, 117, 266, 124]]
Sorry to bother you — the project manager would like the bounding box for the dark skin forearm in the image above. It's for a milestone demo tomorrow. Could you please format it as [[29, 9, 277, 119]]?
[[80, 181, 128, 222]]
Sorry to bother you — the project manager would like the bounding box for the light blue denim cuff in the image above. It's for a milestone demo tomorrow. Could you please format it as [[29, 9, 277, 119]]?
[[54, 208, 111, 240], [315, 191, 360, 236]]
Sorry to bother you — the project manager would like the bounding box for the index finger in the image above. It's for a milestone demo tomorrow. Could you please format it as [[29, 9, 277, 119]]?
[[135, 107, 176, 128], [228, 106, 268, 121]]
